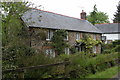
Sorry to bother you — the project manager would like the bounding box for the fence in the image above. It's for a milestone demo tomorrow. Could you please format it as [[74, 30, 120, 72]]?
[[3, 58, 120, 78], [3, 59, 70, 78]]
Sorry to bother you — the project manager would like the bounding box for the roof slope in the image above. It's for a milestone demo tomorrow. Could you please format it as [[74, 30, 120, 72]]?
[[95, 23, 120, 34], [22, 9, 102, 33]]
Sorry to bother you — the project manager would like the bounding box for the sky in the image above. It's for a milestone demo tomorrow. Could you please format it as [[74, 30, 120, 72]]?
[[28, 0, 119, 23]]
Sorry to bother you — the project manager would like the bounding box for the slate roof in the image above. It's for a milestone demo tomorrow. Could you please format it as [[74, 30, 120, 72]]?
[[95, 23, 120, 34], [22, 8, 102, 33]]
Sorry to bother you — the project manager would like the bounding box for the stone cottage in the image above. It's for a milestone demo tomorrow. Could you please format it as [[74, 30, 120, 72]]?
[[21, 8, 102, 57]]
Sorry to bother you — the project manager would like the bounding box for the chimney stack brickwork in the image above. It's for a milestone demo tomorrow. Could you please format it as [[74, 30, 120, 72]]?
[[80, 10, 86, 20]]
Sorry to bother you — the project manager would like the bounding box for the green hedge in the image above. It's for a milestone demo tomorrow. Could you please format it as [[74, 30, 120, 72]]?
[[62, 52, 119, 78], [5, 52, 118, 78]]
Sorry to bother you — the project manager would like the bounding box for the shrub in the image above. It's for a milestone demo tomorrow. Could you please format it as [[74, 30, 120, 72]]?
[[65, 52, 118, 78], [112, 40, 120, 47], [102, 49, 112, 54], [21, 53, 56, 78], [2, 44, 35, 78], [102, 40, 120, 53], [70, 47, 77, 54], [112, 45, 120, 52]]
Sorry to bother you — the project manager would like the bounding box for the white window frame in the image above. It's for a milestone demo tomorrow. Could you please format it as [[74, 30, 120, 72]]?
[[76, 32, 80, 40], [45, 49, 55, 57], [65, 48, 69, 55], [93, 46, 96, 53], [46, 30, 53, 41], [93, 34, 96, 40]]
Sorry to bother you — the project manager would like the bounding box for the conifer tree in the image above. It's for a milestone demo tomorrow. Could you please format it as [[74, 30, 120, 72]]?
[[113, 1, 120, 23]]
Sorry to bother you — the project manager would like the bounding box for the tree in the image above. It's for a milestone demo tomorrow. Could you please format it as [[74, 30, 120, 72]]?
[[113, 1, 120, 23], [87, 5, 110, 25], [1, 1, 36, 78], [51, 30, 69, 55]]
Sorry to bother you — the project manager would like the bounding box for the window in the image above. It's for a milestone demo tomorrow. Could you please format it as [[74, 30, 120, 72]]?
[[75, 47, 82, 52], [65, 48, 69, 55], [76, 32, 80, 40], [93, 34, 96, 40], [101, 36, 106, 41], [46, 30, 53, 41], [64, 32, 68, 40], [93, 46, 96, 53], [45, 49, 55, 57]]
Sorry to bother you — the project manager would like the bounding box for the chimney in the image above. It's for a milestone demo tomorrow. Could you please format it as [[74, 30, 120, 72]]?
[[80, 10, 86, 20]]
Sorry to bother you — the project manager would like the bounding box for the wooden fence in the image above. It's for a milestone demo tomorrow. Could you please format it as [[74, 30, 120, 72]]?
[[3, 59, 70, 78], [3, 58, 120, 78]]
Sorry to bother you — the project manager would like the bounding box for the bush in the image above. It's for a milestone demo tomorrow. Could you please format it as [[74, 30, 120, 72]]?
[[21, 53, 56, 78], [112, 45, 120, 52], [22, 52, 119, 78], [3, 51, 119, 78], [2, 44, 35, 78], [112, 40, 120, 47], [102, 49, 111, 54], [102, 40, 120, 53], [64, 52, 119, 78], [70, 47, 77, 54]]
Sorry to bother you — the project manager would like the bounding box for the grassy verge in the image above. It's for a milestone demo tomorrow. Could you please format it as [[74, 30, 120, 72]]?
[[85, 65, 119, 78]]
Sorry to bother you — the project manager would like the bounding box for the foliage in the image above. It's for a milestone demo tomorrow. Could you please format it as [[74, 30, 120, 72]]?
[[20, 53, 56, 78], [70, 47, 77, 54], [51, 30, 69, 55], [2, 0, 29, 67], [87, 4, 110, 25], [76, 34, 102, 53], [113, 1, 120, 23], [112, 40, 120, 47], [113, 45, 120, 52], [1, 1, 40, 78], [86, 65, 119, 78], [3, 50, 119, 78], [102, 40, 120, 53], [58, 52, 118, 78]]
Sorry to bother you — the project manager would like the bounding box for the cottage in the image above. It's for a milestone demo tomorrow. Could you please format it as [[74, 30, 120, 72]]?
[[95, 23, 120, 44], [22, 8, 102, 56]]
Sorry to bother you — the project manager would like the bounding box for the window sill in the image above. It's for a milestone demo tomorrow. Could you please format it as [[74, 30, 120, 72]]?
[[64, 39, 69, 41], [46, 39, 51, 41]]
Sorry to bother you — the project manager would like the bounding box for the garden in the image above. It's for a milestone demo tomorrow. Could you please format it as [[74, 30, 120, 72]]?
[[3, 46, 119, 78]]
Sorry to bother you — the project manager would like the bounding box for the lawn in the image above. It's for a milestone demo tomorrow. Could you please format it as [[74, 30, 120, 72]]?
[[85, 65, 119, 78]]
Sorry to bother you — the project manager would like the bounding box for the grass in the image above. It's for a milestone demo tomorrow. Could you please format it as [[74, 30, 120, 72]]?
[[85, 65, 119, 78]]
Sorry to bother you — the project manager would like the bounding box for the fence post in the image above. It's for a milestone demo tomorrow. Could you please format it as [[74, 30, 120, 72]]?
[[18, 70, 24, 79], [64, 58, 70, 78]]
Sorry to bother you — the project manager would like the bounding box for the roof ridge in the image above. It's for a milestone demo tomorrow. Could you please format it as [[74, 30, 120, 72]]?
[[29, 7, 85, 21]]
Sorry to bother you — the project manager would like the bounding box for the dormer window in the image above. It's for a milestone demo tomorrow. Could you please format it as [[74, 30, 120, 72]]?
[[46, 30, 53, 41], [76, 32, 80, 40]]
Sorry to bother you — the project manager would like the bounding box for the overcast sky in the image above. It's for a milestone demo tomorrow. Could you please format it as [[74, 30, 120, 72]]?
[[29, 0, 119, 23]]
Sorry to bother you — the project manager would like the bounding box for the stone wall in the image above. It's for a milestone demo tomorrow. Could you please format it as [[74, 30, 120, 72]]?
[[29, 28, 102, 54]]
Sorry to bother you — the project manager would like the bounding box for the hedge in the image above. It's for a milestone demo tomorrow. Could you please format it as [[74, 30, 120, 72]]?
[[62, 52, 119, 78]]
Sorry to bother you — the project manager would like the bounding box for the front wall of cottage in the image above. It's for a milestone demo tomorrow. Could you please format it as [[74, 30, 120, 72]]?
[[29, 28, 48, 53], [68, 31, 76, 46], [29, 28, 101, 54]]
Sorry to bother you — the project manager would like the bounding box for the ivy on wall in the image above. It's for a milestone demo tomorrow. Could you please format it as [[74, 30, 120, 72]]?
[[76, 34, 102, 53], [51, 30, 69, 55]]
